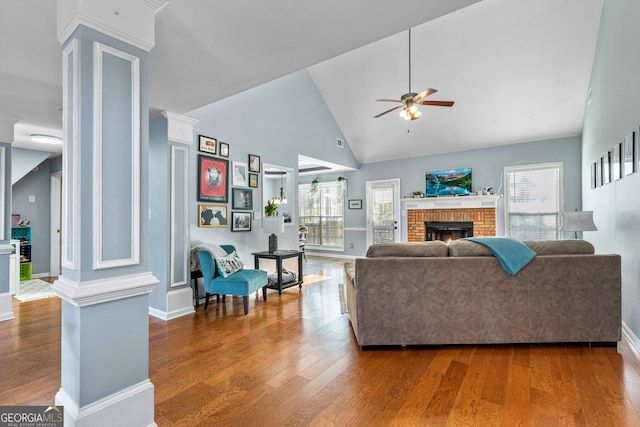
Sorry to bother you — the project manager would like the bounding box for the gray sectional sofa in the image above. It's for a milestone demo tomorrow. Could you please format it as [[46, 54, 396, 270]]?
[[344, 239, 621, 348]]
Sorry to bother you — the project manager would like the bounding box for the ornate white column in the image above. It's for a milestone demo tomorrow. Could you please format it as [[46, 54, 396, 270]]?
[[0, 114, 20, 322], [53, 1, 166, 425]]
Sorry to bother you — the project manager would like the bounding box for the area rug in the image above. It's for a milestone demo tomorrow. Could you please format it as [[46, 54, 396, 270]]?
[[339, 282, 348, 314], [13, 279, 58, 302]]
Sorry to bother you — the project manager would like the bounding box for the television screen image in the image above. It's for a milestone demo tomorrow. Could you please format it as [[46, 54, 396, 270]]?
[[425, 168, 472, 197]]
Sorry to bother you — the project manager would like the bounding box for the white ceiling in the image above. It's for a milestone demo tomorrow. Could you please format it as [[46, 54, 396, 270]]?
[[1, 0, 602, 167]]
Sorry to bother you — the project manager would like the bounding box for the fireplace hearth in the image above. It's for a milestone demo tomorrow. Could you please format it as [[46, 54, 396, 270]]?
[[425, 221, 473, 242]]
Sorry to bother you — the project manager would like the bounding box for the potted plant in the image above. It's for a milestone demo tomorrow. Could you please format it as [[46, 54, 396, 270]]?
[[264, 199, 278, 217]]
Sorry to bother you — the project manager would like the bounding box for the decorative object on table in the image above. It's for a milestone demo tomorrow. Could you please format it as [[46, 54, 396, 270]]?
[[412, 191, 423, 198], [559, 210, 598, 239], [232, 161, 248, 187], [248, 172, 259, 188], [219, 141, 229, 157], [623, 131, 636, 176], [232, 188, 253, 210], [264, 199, 278, 217], [198, 204, 227, 228], [263, 216, 284, 253], [231, 211, 252, 231], [248, 154, 260, 172], [198, 155, 228, 203], [348, 199, 362, 209], [198, 134, 216, 154]]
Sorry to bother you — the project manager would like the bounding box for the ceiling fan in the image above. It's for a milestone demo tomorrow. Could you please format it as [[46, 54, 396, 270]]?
[[374, 28, 454, 121]]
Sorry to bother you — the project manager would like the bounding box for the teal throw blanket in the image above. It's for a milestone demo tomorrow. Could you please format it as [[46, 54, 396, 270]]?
[[462, 237, 536, 275]]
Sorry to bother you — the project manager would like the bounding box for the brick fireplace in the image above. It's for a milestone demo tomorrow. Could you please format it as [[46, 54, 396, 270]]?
[[403, 196, 499, 242]]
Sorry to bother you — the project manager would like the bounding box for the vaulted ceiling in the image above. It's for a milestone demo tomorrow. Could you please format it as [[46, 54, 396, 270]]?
[[1, 0, 602, 166]]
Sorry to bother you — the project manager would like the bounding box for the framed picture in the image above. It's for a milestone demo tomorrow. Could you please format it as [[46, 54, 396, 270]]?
[[231, 211, 251, 231], [590, 162, 597, 189], [249, 172, 259, 188], [248, 154, 261, 173], [198, 204, 227, 228], [596, 157, 602, 187], [232, 161, 248, 187], [198, 135, 216, 154], [219, 141, 230, 157], [198, 155, 229, 202], [348, 199, 362, 209], [232, 188, 253, 210], [612, 142, 622, 181], [602, 153, 611, 184], [624, 131, 636, 176]]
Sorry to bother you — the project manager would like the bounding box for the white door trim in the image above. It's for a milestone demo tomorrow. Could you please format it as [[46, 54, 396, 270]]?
[[365, 178, 401, 246], [50, 172, 62, 277]]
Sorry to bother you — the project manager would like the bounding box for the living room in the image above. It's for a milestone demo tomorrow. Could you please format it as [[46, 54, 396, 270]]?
[[2, 0, 640, 424]]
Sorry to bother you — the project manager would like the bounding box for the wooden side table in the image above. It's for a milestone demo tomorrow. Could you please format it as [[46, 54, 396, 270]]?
[[252, 250, 303, 295]]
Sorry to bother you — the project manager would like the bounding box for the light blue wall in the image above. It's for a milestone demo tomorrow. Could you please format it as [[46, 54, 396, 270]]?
[[582, 0, 640, 340], [187, 70, 359, 262], [11, 156, 52, 275], [301, 136, 582, 256]]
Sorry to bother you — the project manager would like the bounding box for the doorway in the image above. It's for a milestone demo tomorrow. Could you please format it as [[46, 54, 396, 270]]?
[[49, 173, 61, 276], [366, 179, 400, 246]]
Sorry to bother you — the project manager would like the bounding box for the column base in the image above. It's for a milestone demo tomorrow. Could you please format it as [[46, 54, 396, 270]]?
[[0, 292, 14, 322], [148, 287, 195, 320], [56, 379, 156, 427]]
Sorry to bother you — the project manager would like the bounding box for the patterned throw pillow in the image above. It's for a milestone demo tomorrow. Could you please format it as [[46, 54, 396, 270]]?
[[216, 250, 244, 278]]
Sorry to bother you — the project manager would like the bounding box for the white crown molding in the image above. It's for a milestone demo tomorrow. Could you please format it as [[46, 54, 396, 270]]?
[[161, 111, 198, 145], [51, 272, 159, 307], [57, 0, 164, 51], [0, 114, 20, 144]]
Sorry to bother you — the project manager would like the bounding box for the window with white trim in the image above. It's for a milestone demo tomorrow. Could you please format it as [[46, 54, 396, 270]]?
[[298, 182, 344, 250], [504, 163, 562, 241]]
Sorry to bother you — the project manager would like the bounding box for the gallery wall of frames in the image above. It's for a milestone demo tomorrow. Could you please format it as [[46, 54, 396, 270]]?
[[591, 130, 637, 188], [196, 134, 261, 231]]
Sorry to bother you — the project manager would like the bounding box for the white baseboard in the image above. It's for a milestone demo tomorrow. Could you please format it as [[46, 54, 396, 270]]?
[[32, 272, 51, 279], [148, 287, 194, 321], [56, 379, 157, 427], [622, 321, 640, 355], [0, 292, 15, 322]]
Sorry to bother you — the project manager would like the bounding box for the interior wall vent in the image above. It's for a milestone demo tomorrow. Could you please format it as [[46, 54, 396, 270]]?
[[336, 138, 344, 148]]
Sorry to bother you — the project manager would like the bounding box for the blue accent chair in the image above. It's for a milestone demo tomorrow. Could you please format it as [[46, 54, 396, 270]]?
[[196, 245, 268, 314]]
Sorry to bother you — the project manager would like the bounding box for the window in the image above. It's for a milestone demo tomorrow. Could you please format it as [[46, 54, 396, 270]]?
[[504, 163, 562, 241], [298, 182, 344, 250]]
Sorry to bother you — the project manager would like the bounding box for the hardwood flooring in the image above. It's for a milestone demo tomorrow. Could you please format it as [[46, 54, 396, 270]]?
[[2, 257, 640, 426]]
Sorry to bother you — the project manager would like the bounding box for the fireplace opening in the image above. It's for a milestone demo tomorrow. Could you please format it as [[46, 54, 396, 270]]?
[[425, 221, 473, 242]]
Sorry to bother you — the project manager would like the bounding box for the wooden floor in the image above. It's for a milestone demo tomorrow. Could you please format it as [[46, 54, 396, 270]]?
[[2, 257, 640, 426]]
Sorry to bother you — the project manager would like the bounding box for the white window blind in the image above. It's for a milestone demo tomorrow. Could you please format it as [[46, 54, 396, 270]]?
[[298, 182, 344, 250], [504, 163, 562, 241]]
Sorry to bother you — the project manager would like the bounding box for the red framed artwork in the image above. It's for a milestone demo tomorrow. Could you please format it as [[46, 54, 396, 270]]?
[[198, 155, 229, 203]]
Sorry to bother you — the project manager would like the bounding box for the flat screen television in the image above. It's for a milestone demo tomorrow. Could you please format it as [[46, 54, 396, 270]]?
[[425, 168, 472, 197]]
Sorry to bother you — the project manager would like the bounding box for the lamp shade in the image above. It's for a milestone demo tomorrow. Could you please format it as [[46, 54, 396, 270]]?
[[559, 211, 598, 232], [263, 216, 284, 234]]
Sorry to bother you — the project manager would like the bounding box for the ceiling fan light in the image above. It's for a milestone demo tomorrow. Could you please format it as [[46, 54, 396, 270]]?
[[408, 104, 418, 114], [413, 110, 422, 119]]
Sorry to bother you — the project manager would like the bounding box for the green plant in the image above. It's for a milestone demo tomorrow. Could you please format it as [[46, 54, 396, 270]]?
[[310, 177, 319, 193], [264, 199, 278, 217]]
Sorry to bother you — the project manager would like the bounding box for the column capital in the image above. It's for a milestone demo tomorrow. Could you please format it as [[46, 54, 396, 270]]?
[[0, 114, 21, 144], [57, 0, 168, 51], [161, 111, 199, 145]]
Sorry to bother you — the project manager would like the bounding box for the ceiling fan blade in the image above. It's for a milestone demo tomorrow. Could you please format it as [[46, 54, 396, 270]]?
[[419, 100, 455, 107], [373, 105, 403, 118], [414, 88, 438, 102], [376, 98, 403, 103]]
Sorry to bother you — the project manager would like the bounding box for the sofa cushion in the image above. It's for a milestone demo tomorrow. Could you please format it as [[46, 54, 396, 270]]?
[[523, 240, 595, 255], [216, 250, 245, 278], [366, 241, 449, 258], [448, 239, 494, 257]]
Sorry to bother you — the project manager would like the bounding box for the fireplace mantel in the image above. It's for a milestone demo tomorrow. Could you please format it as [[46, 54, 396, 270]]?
[[402, 194, 501, 210]]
